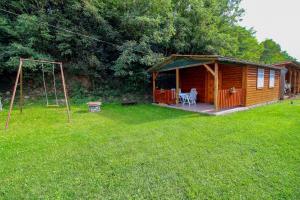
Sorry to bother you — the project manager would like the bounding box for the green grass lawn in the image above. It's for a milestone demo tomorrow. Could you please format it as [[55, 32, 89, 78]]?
[[0, 101, 299, 199]]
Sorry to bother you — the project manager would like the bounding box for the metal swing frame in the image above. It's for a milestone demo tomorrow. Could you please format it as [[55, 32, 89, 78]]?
[[5, 58, 71, 129]]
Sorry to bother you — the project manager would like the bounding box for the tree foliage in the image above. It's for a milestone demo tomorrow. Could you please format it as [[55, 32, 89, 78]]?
[[260, 39, 296, 64], [0, 0, 297, 96]]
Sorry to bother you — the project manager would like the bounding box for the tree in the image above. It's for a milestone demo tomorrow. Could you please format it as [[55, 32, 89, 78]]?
[[0, 0, 297, 98], [231, 26, 263, 62], [260, 39, 296, 64]]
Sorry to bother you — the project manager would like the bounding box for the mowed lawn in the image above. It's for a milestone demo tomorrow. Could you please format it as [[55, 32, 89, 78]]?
[[0, 101, 299, 199]]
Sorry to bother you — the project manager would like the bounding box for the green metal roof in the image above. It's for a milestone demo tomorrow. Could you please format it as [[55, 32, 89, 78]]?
[[157, 59, 210, 72], [148, 55, 282, 72]]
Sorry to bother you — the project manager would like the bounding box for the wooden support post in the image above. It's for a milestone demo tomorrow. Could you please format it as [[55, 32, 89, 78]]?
[[297, 71, 299, 94], [176, 68, 180, 104], [297, 71, 300, 93], [5, 59, 23, 129], [289, 69, 293, 97], [19, 65, 23, 113], [152, 72, 157, 103], [296, 71, 298, 94], [296, 71, 300, 94], [298, 71, 300, 94], [60, 63, 71, 123], [242, 66, 248, 106], [203, 64, 215, 76], [294, 69, 297, 95], [214, 62, 219, 111]]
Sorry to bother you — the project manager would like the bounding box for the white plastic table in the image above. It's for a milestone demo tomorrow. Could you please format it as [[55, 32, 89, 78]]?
[[179, 93, 190, 104]]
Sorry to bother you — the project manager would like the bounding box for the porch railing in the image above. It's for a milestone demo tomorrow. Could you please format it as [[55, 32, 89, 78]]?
[[154, 88, 244, 109], [218, 88, 244, 109], [154, 89, 176, 104]]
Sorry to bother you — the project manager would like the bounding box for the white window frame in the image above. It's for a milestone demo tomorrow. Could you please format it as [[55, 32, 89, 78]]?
[[269, 70, 275, 88], [257, 68, 264, 89]]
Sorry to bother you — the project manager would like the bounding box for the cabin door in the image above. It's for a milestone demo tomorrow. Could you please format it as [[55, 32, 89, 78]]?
[[205, 71, 214, 103]]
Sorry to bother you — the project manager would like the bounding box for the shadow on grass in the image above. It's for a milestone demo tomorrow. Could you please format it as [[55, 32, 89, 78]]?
[[95, 104, 207, 125], [74, 110, 89, 114]]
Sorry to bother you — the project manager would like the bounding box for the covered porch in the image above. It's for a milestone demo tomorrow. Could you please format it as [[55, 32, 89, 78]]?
[[274, 61, 300, 99], [150, 55, 247, 113], [154, 103, 249, 115]]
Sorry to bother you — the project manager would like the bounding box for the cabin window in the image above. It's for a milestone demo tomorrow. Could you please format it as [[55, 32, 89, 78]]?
[[269, 70, 275, 88], [257, 68, 264, 88]]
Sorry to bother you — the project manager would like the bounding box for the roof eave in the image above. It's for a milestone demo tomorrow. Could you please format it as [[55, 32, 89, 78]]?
[[274, 61, 300, 69], [148, 55, 282, 72]]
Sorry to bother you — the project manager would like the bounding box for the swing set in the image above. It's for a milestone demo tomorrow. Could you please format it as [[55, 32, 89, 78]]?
[[5, 58, 71, 129], [41, 62, 59, 107]]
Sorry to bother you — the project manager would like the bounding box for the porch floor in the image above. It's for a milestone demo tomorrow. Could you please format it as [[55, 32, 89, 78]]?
[[154, 103, 249, 116]]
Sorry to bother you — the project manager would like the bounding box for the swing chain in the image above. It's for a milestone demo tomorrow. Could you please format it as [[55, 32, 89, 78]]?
[[52, 64, 59, 106], [42, 63, 59, 107]]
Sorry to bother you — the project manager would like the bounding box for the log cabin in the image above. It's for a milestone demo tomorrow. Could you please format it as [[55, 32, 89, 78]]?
[[274, 61, 300, 99], [149, 55, 283, 113]]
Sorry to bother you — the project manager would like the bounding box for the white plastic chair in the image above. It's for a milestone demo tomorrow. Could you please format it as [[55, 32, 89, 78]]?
[[177, 88, 184, 103], [182, 94, 190, 105], [181, 88, 198, 106], [189, 88, 198, 105]]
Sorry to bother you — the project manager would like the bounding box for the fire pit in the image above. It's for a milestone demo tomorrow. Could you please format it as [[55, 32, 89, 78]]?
[[87, 102, 102, 112]]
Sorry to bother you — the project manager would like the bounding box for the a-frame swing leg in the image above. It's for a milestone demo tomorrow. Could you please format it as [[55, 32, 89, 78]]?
[[5, 59, 23, 130], [59, 63, 71, 122], [19, 65, 23, 113]]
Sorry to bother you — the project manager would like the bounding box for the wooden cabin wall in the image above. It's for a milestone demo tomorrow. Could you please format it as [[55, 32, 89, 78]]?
[[205, 72, 214, 103], [245, 66, 280, 106], [180, 67, 206, 102], [180, 64, 244, 104], [219, 65, 243, 89], [297, 70, 300, 93], [217, 64, 245, 108]]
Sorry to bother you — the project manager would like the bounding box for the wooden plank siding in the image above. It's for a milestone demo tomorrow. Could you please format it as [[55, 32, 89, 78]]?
[[219, 65, 243, 89], [218, 64, 244, 109], [154, 89, 176, 104], [205, 72, 214, 103], [245, 66, 280, 106], [180, 67, 206, 102], [152, 63, 281, 109], [180, 64, 245, 108], [218, 89, 244, 109]]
